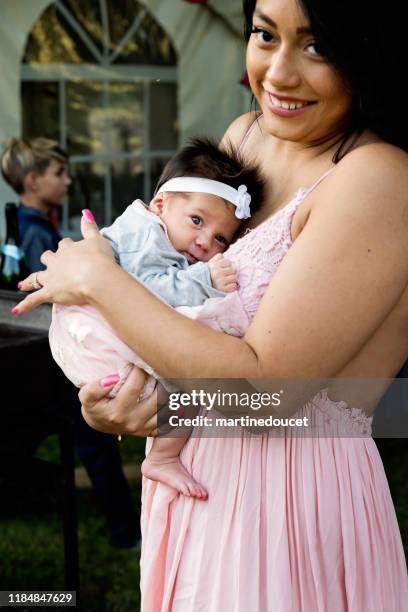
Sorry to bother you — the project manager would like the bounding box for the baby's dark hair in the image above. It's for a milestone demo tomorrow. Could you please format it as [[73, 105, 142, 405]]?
[[155, 137, 265, 217]]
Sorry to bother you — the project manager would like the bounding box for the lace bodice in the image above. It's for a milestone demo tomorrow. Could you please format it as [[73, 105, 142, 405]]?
[[226, 187, 307, 320]]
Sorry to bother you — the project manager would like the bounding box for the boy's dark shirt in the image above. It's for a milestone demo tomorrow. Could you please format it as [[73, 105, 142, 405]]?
[[18, 203, 61, 272]]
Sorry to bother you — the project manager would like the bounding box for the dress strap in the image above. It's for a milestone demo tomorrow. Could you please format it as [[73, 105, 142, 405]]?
[[307, 166, 336, 193], [237, 112, 262, 154]]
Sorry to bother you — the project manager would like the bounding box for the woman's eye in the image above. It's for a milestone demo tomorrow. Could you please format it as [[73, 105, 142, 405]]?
[[191, 216, 202, 226], [251, 26, 274, 44], [306, 42, 323, 56]]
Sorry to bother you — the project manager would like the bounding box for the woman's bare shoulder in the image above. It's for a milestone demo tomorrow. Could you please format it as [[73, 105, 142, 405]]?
[[321, 142, 408, 222], [220, 111, 261, 150], [335, 142, 408, 192]]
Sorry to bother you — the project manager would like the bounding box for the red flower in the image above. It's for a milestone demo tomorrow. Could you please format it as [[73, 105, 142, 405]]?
[[240, 71, 251, 89]]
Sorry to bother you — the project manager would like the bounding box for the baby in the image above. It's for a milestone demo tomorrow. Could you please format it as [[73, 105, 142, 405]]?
[[49, 138, 265, 498]]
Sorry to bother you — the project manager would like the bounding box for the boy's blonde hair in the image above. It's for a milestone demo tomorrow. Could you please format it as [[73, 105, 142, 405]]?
[[1, 137, 68, 195]]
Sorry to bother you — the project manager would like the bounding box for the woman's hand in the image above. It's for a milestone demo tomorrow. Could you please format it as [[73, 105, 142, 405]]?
[[14, 210, 115, 314], [80, 366, 159, 437]]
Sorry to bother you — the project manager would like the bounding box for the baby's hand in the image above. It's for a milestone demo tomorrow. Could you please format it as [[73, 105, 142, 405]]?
[[208, 254, 238, 293]]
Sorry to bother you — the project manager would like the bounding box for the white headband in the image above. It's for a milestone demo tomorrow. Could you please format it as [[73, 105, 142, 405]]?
[[158, 177, 252, 220]]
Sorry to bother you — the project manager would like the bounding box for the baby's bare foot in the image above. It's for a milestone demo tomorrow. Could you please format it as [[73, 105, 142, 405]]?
[[142, 455, 208, 499]]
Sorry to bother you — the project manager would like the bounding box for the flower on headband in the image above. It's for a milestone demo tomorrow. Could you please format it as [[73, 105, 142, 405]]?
[[235, 185, 251, 220]]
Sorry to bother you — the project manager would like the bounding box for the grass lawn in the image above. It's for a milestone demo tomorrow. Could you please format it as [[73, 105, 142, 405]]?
[[0, 436, 406, 611], [0, 434, 145, 611]]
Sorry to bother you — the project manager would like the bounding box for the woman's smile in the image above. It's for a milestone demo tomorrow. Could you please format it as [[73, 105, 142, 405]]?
[[263, 89, 316, 117]]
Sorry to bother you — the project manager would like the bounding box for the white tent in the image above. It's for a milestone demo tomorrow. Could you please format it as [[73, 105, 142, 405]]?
[[0, 0, 250, 237]]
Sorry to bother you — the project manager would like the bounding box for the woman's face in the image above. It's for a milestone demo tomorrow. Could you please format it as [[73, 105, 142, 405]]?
[[246, 0, 353, 145]]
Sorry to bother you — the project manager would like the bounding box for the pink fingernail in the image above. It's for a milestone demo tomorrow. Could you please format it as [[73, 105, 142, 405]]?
[[11, 306, 20, 315], [17, 281, 23, 290], [101, 374, 120, 388], [82, 209, 95, 223]]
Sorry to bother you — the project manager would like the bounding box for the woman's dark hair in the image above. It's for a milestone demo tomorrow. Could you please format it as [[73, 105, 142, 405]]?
[[155, 137, 265, 216], [243, 0, 407, 159]]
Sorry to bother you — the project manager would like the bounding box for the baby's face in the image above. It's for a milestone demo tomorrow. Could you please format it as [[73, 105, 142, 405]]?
[[152, 192, 242, 263]]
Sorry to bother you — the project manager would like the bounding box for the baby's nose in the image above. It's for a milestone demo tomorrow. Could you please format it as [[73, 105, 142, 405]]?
[[196, 232, 212, 251]]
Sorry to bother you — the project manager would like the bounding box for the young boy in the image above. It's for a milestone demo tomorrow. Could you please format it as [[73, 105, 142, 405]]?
[[1, 138, 70, 272]]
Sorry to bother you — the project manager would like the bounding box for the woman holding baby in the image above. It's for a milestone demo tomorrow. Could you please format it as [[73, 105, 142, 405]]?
[[17, 0, 408, 609]]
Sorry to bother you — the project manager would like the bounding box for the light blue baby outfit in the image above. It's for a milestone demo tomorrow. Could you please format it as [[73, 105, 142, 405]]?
[[101, 200, 225, 307]]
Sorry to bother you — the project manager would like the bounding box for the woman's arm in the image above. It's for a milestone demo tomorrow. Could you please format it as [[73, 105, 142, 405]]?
[[17, 144, 408, 415]]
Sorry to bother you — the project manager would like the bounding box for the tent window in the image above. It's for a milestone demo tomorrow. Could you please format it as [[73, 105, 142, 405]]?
[[23, 0, 177, 65], [21, 0, 178, 235]]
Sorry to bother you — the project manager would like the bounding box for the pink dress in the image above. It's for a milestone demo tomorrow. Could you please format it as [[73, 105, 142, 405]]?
[[140, 175, 408, 611]]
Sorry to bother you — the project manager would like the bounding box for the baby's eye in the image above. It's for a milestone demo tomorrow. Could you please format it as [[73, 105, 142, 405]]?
[[251, 26, 274, 44], [191, 215, 203, 226], [215, 235, 228, 247]]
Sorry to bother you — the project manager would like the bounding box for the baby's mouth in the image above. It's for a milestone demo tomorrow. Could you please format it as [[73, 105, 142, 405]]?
[[183, 251, 198, 264]]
